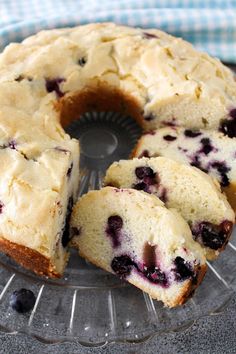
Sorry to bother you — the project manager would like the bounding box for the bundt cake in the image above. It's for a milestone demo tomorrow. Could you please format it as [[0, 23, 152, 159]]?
[[0, 22, 235, 279]]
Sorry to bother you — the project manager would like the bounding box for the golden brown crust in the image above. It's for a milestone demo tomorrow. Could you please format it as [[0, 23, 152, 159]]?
[[78, 249, 207, 308], [174, 263, 207, 307], [128, 263, 207, 308], [130, 136, 149, 158], [0, 237, 61, 278], [57, 83, 144, 129], [223, 184, 236, 213]]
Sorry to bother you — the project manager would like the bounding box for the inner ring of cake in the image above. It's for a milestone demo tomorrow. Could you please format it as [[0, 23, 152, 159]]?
[[58, 84, 144, 129]]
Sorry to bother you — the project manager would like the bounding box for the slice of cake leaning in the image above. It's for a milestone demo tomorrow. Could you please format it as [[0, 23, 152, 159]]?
[[104, 157, 235, 260], [0, 114, 79, 277], [71, 187, 207, 307], [133, 127, 236, 211]]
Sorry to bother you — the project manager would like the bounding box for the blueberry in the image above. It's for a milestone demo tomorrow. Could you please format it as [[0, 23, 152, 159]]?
[[184, 129, 202, 138], [201, 223, 225, 249], [144, 113, 155, 121], [190, 155, 208, 173], [134, 166, 158, 193], [220, 119, 236, 138], [163, 135, 176, 141], [143, 266, 168, 286], [220, 174, 230, 187], [10, 288, 36, 313], [78, 57, 87, 66], [45, 78, 65, 98], [219, 110, 236, 138], [174, 257, 194, 281], [190, 156, 208, 173], [61, 196, 74, 247], [133, 181, 148, 192], [211, 161, 230, 187], [0, 201, 4, 214], [8, 140, 17, 149], [138, 150, 150, 158], [190, 155, 201, 169], [230, 108, 236, 120], [111, 253, 169, 287], [106, 215, 123, 248], [192, 221, 233, 250], [200, 138, 214, 155], [67, 163, 73, 177], [211, 161, 230, 174], [111, 255, 134, 278], [107, 215, 123, 231], [135, 166, 155, 180], [61, 223, 71, 247]]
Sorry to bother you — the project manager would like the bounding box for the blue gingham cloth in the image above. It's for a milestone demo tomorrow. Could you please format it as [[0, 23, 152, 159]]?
[[0, 0, 236, 62]]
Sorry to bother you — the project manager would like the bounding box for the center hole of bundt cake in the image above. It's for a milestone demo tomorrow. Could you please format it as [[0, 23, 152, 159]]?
[[62, 87, 142, 171], [79, 128, 118, 158], [65, 111, 142, 172]]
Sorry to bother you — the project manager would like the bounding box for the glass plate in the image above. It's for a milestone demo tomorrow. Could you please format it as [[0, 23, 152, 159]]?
[[0, 111, 235, 347]]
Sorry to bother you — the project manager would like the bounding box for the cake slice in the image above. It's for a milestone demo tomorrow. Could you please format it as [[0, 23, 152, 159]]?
[[71, 187, 207, 307], [104, 157, 235, 260], [133, 127, 236, 211], [0, 117, 80, 277]]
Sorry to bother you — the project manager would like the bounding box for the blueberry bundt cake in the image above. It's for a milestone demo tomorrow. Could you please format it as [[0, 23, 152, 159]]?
[[71, 187, 206, 307], [104, 157, 235, 259], [133, 127, 236, 211], [0, 22, 235, 278]]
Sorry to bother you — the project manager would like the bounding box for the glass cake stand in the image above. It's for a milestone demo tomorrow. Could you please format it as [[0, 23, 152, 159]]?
[[0, 111, 235, 347]]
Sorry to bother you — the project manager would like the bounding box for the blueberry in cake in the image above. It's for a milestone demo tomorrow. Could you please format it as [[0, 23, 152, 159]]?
[[71, 187, 207, 307], [133, 127, 236, 211], [104, 157, 235, 259]]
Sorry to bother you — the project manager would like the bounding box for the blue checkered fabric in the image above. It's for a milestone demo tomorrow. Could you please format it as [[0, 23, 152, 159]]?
[[0, 0, 236, 62]]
